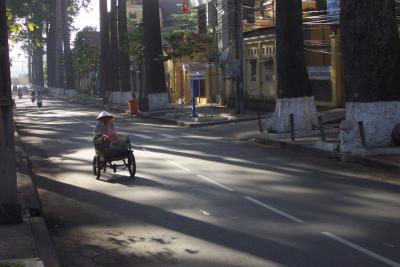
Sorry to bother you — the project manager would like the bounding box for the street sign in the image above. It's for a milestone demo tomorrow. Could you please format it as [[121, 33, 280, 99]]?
[[307, 66, 332, 81], [327, 0, 340, 23], [189, 73, 205, 81]]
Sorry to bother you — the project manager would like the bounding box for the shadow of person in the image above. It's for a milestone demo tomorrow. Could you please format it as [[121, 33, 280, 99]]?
[[98, 174, 164, 188]]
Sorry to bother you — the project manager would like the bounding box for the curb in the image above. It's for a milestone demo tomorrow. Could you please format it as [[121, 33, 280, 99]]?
[[254, 137, 338, 159], [254, 137, 400, 175], [14, 128, 62, 267], [357, 157, 400, 174]]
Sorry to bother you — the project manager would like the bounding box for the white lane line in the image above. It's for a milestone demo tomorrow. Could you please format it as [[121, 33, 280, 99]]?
[[197, 174, 235, 192], [321, 232, 400, 267], [244, 196, 304, 223], [167, 160, 191, 172], [159, 133, 178, 139], [132, 134, 153, 140]]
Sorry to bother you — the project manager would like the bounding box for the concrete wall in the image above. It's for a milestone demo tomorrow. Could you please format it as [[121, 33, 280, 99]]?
[[108, 91, 132, 105], [47, 87, 65, 97], [148, 92, 169, 111], [65, 89, 78, 98]]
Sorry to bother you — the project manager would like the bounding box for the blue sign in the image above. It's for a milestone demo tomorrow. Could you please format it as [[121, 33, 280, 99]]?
[[327, 0, 340, 22]]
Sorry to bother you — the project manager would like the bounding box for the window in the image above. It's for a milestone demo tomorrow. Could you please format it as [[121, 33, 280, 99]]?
[[264, 59, 274, 81], [250, 60, 257, 81]]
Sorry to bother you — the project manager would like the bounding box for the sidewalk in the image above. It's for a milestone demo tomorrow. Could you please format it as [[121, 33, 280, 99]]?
[[0, 130, 61, 267], [255, 110, 400, 175], [138, 104, 266, 128]]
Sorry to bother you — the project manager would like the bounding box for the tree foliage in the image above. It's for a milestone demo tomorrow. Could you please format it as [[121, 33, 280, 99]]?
[[73, 27, 99, 73], [128, 23, 145, 66], [172, 8, 198, 32], [164, 9, 212, 62]]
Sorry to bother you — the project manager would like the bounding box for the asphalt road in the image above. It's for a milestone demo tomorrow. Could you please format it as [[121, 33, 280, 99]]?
[[14, 96, 400, 267]]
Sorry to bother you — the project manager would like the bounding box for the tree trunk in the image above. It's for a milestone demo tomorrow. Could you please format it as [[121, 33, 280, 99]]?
[[110, 0, 119, 93], [33, 46, 44, 87], [99, 0, 111, 103], [55, 0, 64, 88], [0, 0, 20, 224], [33, 22, 45, 87], [276, 0, 311, 98], [32, 49, 37, 85], [139, 64, 143, 99], [62, 0, 75, 89], [341, 0, 400, 102], [28, 50, 32, 83], [179, 57, 184, 103], [143, 0, 167, 95], [339, 0, 400, 152], [267, 0, 317, 133], [37, 47, 44, 87], [118, 0, 131, 93], [47, 0, 57, 87]]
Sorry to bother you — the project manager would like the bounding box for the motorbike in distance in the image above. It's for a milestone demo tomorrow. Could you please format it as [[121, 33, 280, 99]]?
[[37, 96, 43, 108]]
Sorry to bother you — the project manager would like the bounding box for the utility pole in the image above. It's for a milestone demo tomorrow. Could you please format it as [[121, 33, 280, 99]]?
[[235, 0, 245, 114], [0, 0, 20, 224]]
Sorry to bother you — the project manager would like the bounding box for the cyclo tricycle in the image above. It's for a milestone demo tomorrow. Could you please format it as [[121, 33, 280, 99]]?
[[92, 135, 136, 179]]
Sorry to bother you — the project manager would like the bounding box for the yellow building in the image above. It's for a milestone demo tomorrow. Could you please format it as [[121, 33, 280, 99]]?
[[166, 57, 219, 105], [242, 1, 345, 108], [244, 29, 277, 102]]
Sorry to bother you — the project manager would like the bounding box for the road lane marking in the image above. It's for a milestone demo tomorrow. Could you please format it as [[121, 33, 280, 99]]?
[[168, 160, 191, 172], [244, 196, 304, 223], [197, 175, 235, 192], [321, 232, 400, 267], [159, 133, 178, 139], [133, 134, 153, 140]]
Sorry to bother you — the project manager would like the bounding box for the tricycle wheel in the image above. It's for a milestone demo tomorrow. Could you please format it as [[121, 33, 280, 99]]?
[[128, 152, 136, 178], [93, 156, 101, 180]]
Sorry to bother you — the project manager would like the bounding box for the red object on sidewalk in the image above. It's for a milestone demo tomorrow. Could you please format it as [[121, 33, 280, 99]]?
[[129, 99, 139, 116], [182, 0, 189, 14]]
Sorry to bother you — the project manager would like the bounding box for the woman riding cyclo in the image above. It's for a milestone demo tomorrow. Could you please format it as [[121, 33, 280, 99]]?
[[93, 111, 130, 158]]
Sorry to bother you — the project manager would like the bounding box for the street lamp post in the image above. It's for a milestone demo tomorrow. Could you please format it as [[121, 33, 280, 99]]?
[[0, 0, 21, 224]]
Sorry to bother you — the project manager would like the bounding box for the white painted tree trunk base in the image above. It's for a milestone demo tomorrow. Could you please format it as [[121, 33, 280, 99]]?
[[109, 91, 132, 105], [266, 96, 318, 133], [340, 101, 400, 153], [148, 92, 170, 111]]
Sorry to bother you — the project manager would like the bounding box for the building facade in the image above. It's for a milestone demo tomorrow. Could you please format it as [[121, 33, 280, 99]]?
[[242, 0, 345, 109]]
